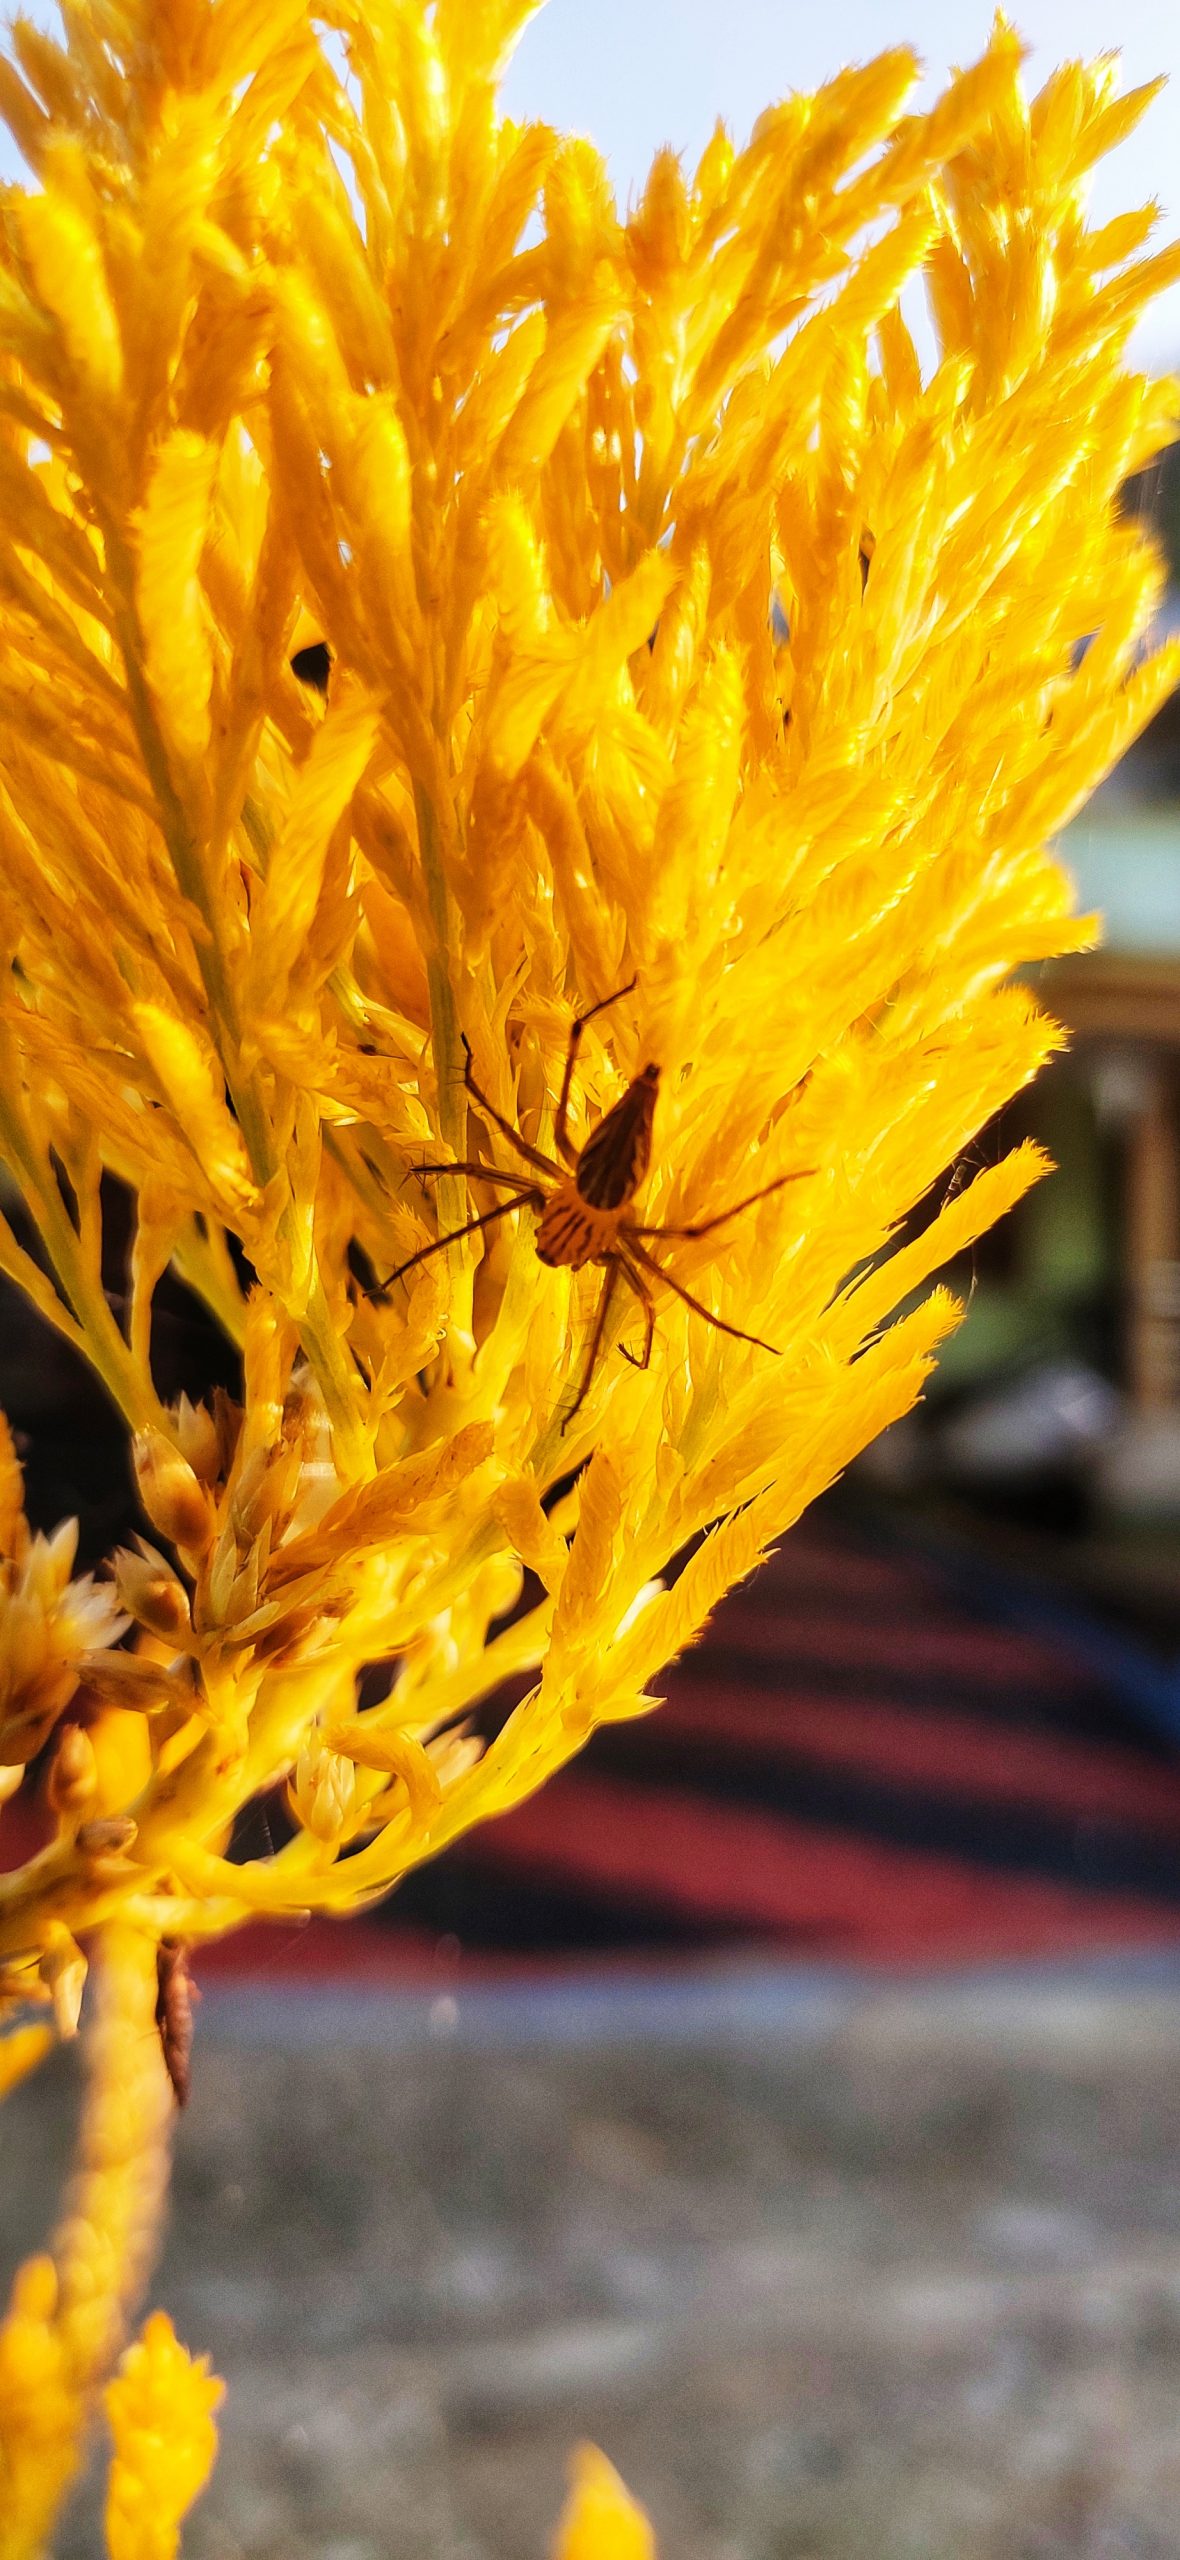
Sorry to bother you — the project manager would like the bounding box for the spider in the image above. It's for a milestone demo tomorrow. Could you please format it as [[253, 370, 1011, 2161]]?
[[380, 980, 812, 1429]]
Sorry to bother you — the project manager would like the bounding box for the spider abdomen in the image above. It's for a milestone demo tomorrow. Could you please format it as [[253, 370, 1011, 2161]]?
[[535, 1184, 620, 1270], [574, 1064, 659, 1210]]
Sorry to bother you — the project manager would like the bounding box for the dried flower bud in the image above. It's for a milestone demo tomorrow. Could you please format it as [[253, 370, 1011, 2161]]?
[[113, 1544, 193, 1645], [171, 1393, 223, 1486], [0, 1521, 127, 1765], [39, 1928, 86, 2039], [132, 1431, 214, 1555], [291, 1743, 356, 1844], [46, 1722, 96, 1819], [250, 1601, 323, 1664], [82, 1654, 191, 1712], [210, 1387, 243, 1478], [75, 1814, 138, 1858]]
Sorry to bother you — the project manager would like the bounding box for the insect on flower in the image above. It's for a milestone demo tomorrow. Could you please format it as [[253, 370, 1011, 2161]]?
[[380, 982, 813, 1427]]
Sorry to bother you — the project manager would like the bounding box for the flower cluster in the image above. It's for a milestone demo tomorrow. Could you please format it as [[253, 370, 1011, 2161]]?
[[0, 0, 1174, 2546]]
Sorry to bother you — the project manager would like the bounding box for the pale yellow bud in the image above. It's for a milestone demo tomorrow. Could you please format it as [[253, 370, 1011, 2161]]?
[[329, 1719, 442, 1820], [87, 1705, 154, 1813], [40, 1928, 87, 2039], [484, 1550, 525, 1621], [46, 1720, 97, 1819], [291, 1743, 357, 1844], [132, 1430, 214, 1554]]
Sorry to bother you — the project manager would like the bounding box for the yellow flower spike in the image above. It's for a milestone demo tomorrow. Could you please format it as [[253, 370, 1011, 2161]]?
[[552, 2444, 657, 2560], [16, 150, 124, 406], [133, 431, 220, 770], [130, 1009, 257, 1223], [103, 2311, 223, 2560], [0, 2254, 77, 2551], [250, 688, 383, 1013]]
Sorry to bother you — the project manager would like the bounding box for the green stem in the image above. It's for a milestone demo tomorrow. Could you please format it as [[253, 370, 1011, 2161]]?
[[168, 1218, 247, 1350], [414, 779, 473, 1333], [301, 1270, 367, 1471]]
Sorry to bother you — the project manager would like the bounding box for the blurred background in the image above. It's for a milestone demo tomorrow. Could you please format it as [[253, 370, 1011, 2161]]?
[[7, 5, 1180, 2554]]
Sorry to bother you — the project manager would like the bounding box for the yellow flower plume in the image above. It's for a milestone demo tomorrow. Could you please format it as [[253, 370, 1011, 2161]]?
[[0, 0, 1176, 2018], [0, 3, 1172, 1975], [103, 2312, 223, 2560], [0, 0, 1173, 2541]]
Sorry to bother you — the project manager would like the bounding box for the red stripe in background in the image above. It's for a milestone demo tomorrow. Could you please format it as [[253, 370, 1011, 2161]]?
[[471, 1771, 1180, 1964], [655, 1681, 1180, 1835], [5, 1517, 1176, 1982], [708, 1605, 1092, 1690]]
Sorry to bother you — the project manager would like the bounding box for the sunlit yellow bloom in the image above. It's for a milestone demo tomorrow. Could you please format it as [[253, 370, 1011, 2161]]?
[[0, 2259, 75, 2558], [0, 0, 1175, 2546], [0, 1929, 173, 2560], [103, 2312, 223, 2560]]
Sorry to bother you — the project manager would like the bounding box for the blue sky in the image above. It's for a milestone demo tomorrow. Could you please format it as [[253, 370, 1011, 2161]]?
[[0, 3, 1176, 361], [503, 0, 1180, 365]]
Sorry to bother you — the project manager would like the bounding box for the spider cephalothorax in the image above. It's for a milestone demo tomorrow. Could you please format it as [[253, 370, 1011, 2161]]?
[[381, 983, 811, 1427]]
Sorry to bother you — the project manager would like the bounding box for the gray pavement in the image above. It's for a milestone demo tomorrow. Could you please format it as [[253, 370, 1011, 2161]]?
[[6, 1960, 1180, 2559]]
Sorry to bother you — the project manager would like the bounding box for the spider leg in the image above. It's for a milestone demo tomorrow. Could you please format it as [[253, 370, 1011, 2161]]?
[[627, 1235, 781, 1355], [616, 1250, 656, 1372], [559, 1255, 623, 1435], [375, 1191, 542, 1291], [554, 974, 638, 1166], [411, 1161, 536, 1187], [629, 1166, 815, 1240], [461, 1034, 559, 1179]]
